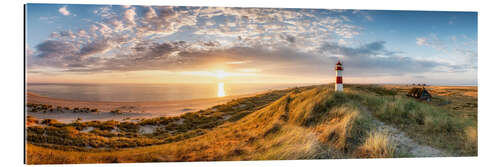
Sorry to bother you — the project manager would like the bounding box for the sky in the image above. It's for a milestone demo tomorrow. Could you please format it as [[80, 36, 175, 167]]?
[[25, 4, 478, 85]]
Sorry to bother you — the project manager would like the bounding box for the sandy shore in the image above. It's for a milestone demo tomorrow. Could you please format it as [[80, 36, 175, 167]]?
[[26, 92, 258, 123]]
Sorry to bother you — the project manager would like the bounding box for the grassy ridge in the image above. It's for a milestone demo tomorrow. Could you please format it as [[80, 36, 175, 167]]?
[[26, 88, 293, 151], [28, 86, 396, 164], [26, 84, 477, 164]]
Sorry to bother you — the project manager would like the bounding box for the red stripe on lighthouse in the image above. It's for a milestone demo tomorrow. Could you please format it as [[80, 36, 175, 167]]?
[[336, 76, 342, 84]]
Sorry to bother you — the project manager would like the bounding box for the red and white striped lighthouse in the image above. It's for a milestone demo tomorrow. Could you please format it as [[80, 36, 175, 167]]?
[[335, 61, 343, 92]]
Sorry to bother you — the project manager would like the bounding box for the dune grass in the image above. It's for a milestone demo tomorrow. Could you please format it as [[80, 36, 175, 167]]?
[[25, 84, 476, 164], [347, 85, 477, 156], [354, 131, 395, 158], [27, 86, 393, 164], [26, 88, 293, 151]]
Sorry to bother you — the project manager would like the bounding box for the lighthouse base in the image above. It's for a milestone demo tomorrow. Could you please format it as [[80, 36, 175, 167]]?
[[335, 84, 343, 92]]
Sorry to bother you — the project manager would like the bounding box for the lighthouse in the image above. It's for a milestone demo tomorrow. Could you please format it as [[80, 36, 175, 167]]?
[[335, 61, 343, 92]]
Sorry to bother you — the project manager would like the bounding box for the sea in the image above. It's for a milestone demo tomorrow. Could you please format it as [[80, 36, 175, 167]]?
[[26, 83, 314, 102]]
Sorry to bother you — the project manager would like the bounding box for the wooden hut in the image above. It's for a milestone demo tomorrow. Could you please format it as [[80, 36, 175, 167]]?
[[407, 87, 432, 101]]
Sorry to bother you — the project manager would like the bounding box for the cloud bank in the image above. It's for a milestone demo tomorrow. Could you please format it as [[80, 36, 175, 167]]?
[[27, 5, 477, 84]]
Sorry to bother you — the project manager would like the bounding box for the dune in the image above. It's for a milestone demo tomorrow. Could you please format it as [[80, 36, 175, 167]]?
[[26, 84, 477, 164]]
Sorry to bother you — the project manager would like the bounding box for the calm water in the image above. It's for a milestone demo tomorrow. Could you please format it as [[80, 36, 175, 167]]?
[[27, 83, 313, 102]]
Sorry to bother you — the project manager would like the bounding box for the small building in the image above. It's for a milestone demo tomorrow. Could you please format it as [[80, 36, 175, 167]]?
[[407, 87, 432, 102]]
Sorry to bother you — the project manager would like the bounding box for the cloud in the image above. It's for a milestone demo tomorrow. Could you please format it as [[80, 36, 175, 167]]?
[[364, 15, 374, 21], [32, 38, 115, 70], [58, 6, 71, 16], [415, 34, 446, 52], [319, 41, 457, 76], [78, 39, 112, 58], [50, 30, 76, 39], [134, 6, 197, 36], [354, 10, 374, 22], [31, 37, 457, 80], [36, 40, 76, 58], [450, 36, 457, 41], [31, 40, 82, 69], [193, 7, 360, 46], [48, 6, 361, 55], [123, 7, 136, 25], [96, 23, 112, 37], [32, 38, 333, 75], [416, 34, 477, 70], [279, 34, 296, 43], [416, 37, 427, 45], [93, 6, 114, 19], [30, 33, 474, 86], [39, 16, 57, 23]]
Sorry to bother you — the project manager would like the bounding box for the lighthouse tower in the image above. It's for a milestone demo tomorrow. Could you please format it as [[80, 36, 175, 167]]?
[[335, 61, 343, 92]]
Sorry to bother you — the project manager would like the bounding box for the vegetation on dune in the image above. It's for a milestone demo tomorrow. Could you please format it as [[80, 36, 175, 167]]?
[[27, 85, 400, 164], [26, 88, 293, 151], [27, 103, 99, 113], [464, 126, 477, 152], [348, 85, 477, 156], [354, 131, 395, 158], [109, 109, 122, 114], [25, 84, 477, 164], [26, 116, 39, 126]]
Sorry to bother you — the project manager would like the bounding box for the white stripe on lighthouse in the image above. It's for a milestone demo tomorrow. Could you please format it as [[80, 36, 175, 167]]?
[[335, 84, 343, 92]]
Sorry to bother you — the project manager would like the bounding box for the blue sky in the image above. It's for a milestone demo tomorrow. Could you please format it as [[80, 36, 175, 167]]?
[[25, 4, 477, 85]]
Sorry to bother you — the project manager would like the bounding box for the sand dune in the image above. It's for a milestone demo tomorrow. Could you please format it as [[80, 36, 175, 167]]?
[[26, 92, 257, 123]]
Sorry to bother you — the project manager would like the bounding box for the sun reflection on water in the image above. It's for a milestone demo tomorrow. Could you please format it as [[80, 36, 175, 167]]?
[[217, 82, 225, 97]]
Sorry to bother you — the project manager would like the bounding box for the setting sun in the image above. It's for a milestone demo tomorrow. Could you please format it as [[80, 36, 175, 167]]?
[[215, 70, 228, 79]]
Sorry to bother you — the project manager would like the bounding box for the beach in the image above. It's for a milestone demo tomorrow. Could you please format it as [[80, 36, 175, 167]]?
[[26, 92, 258, 123]]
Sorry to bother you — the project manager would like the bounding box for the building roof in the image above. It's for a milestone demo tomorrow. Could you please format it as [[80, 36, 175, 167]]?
[[336, 61, 342, 65]]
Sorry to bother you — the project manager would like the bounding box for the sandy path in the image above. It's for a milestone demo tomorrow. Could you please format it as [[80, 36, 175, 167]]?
[[372, 119, 449, 157], [360, 106, 450, 157], [26, 92, 258, 123]]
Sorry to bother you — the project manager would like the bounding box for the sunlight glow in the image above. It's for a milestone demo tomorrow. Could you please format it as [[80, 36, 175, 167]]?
[[215, 70, 228, 79], [217, 82, 225, 97]]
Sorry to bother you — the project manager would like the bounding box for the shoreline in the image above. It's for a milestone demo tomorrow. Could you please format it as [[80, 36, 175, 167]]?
[[26, 91, 264, 123], [26, 91, 259, 104]]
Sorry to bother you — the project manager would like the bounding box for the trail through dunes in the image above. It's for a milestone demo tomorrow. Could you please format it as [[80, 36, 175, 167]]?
[[360, 106, 449, 157]]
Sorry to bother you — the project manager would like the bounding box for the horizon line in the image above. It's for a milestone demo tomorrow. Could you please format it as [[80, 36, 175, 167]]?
[[25, 82, 478, 87]]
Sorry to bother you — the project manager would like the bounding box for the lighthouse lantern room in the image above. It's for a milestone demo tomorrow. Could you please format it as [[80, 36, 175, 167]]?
[[335, 61, 343, 92]]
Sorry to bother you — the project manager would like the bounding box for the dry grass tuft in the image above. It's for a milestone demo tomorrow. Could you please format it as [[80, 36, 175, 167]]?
[[354, 131, 395, 158], [464, 126, 477, 154], [465, 126, 477, 144], [318, 106, 361, 150]]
